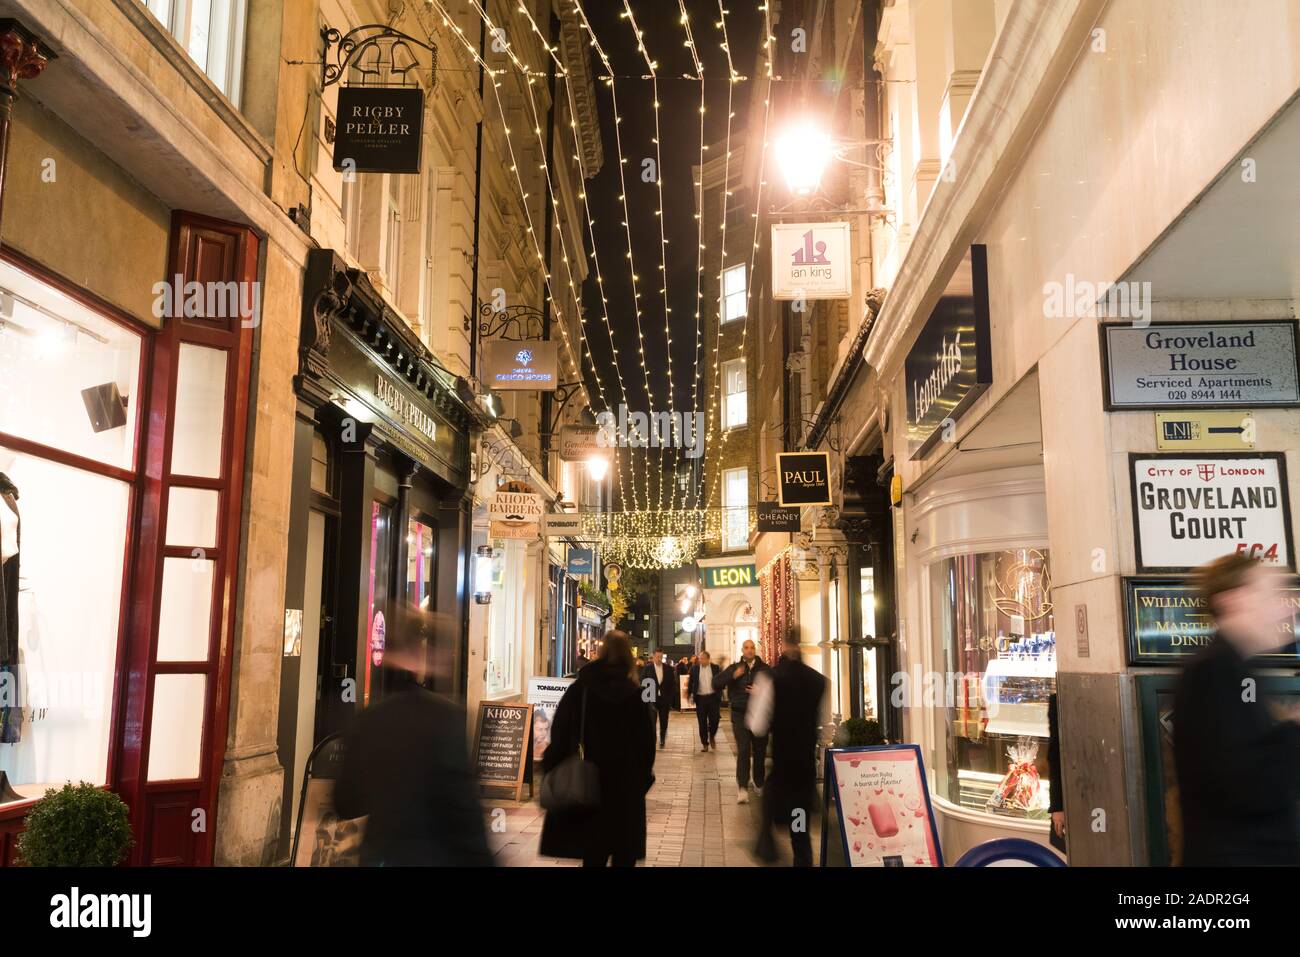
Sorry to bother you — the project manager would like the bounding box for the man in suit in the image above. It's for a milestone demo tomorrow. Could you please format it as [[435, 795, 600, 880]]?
[[688, 650, 723, 751], [748, 627, 828, 867], [1174, 554, 1300, 865], [713, 638, 770, 803], [641, 649, 675, 748]]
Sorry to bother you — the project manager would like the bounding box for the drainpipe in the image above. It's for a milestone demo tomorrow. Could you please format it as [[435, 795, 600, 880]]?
[[468, 16, 486, 381]]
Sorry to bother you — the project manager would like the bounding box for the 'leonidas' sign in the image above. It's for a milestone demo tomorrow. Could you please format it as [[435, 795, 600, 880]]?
[[1129, 453, 1294, 572], [332, 86, 424, 174], [904, 246, 992, 458]]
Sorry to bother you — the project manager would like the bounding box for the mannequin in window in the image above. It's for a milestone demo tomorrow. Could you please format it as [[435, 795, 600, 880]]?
[[0, 457, 21, 745]]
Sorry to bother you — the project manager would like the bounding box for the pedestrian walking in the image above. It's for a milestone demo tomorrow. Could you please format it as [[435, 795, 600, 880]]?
[[747, 628, 828, 867], [540, 631, 656, 867], [1174, 554, 1300, 865], [641, 648, 676, 748], [688, 650, 722, 751], [334, 610, 492, 866], [713, 638, 770, 803]]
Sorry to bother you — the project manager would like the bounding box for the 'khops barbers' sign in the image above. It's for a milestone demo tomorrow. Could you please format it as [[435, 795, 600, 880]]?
[[904, 245, 993, 458], [1101, 320, 1300, 410]]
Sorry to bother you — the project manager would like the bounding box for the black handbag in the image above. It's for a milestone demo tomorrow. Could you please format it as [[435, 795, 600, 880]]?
[[539, 687, 601, 812]]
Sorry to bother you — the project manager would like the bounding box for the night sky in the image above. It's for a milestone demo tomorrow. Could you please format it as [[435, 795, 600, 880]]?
[[575, 0, 764, 417]]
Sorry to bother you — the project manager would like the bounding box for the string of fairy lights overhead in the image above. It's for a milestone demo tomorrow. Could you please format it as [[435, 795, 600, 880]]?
[[679, 0, 708, 513], [691, 0, 740, 515], [427, 0, 638, 511], [620, 0, 677, 513], [570, 0, 662, 514], [420, 0, 780, 566], [701, 0, 775, 518]]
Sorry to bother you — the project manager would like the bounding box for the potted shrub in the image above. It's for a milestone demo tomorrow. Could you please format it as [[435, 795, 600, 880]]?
[[16, 782, 133, 866], [833, 717, 887, 748]]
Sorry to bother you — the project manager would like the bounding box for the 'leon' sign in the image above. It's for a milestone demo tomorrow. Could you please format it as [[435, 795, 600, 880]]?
[[904, 245, 992, 458], [332, 86, 424, 174], [778, 452, 832, 507], [703, 564, 757, 589]]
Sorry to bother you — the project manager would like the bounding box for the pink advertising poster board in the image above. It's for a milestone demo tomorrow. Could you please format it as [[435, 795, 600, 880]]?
[[825, 745, 944, 867]]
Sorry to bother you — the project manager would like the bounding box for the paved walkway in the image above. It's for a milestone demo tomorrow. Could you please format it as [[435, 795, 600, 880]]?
[[486, 708, 802, 867]]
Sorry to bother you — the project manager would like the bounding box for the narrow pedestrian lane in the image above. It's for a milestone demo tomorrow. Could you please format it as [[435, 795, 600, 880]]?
[[486, 709, 800, 867]]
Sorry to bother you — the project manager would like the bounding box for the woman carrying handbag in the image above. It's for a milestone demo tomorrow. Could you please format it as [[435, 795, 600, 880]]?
[[539, 631, 656, 867]]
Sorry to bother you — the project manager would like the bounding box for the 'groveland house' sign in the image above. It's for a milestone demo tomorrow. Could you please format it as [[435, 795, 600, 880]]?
[[1101, 320, 1300, 410], [904, 245, 992, 458], [1129, 452, 1294, 572]]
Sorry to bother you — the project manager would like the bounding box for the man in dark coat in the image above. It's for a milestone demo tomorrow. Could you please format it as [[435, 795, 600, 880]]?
[[687, 650, 723, 751], [747, 628, 828, 867], [1174, 554, 1300, 866], [334, 614, 492, 866], [641, 648, 676, 748], [713, 638, 770, 803], [541, 632, 656, 866]]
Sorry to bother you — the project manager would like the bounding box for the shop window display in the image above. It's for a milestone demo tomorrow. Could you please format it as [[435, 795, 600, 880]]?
[[929, 548, 1055, 819], [0, 261, 143, 799]]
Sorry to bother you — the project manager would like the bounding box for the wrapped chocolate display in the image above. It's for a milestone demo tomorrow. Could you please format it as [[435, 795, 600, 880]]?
[[987, 737, 1044, 813]]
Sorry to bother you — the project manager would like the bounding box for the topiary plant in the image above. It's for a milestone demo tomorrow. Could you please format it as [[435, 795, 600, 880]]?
[[16, 782, 133, 867], [834, 717, 887, 748]]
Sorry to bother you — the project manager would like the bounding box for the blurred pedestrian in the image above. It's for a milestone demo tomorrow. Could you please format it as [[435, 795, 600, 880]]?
[[713, 638, 769, 803], [642, 648, 676, 748], [688, 650, 722, 751], [1174, 554, 1300, 865], [334, 610, 492, 866], [747, 628, 828, 867], [541, 631, 656, 867]]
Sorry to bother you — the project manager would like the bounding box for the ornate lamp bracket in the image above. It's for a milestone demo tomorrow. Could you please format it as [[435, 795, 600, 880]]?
[[320, 24, 438, 90]]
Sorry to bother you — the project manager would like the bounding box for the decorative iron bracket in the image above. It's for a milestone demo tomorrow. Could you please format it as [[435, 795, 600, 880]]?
[[477, 300, 545, 341], [320, 24, 438, 90]]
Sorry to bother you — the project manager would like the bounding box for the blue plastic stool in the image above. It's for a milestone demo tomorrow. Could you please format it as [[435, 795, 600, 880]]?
[[953, 837, 1066, 867]]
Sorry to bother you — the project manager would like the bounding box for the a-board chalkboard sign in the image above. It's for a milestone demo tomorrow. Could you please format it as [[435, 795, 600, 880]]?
[[472, 702, 534, 801]]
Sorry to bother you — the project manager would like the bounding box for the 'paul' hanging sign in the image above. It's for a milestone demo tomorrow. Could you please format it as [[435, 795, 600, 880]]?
[[777, 452, 832, 507], [1129, 452, 1294, 572], [904, 246, 992, 458], [771, 222, 852, 300], [333, 86, 424, 174]]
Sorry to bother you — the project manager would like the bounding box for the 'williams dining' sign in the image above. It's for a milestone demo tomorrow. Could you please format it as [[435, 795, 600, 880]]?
[[904, 245, 992, 459]]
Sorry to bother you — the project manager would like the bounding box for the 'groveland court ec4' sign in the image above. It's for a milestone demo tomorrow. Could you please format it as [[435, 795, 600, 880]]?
[[904, 245, 993, 458], [1129, 452, 1294, 572]]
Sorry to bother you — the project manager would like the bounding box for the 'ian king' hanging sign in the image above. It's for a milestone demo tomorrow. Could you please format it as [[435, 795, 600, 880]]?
[[1129, 452, 1294, 572], [904, 245, 992, 458], [332, 86, 424, 174], [1101, 320, 1300, 410], [777, 452, 832, 507], [771, 222, 852, 300]]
